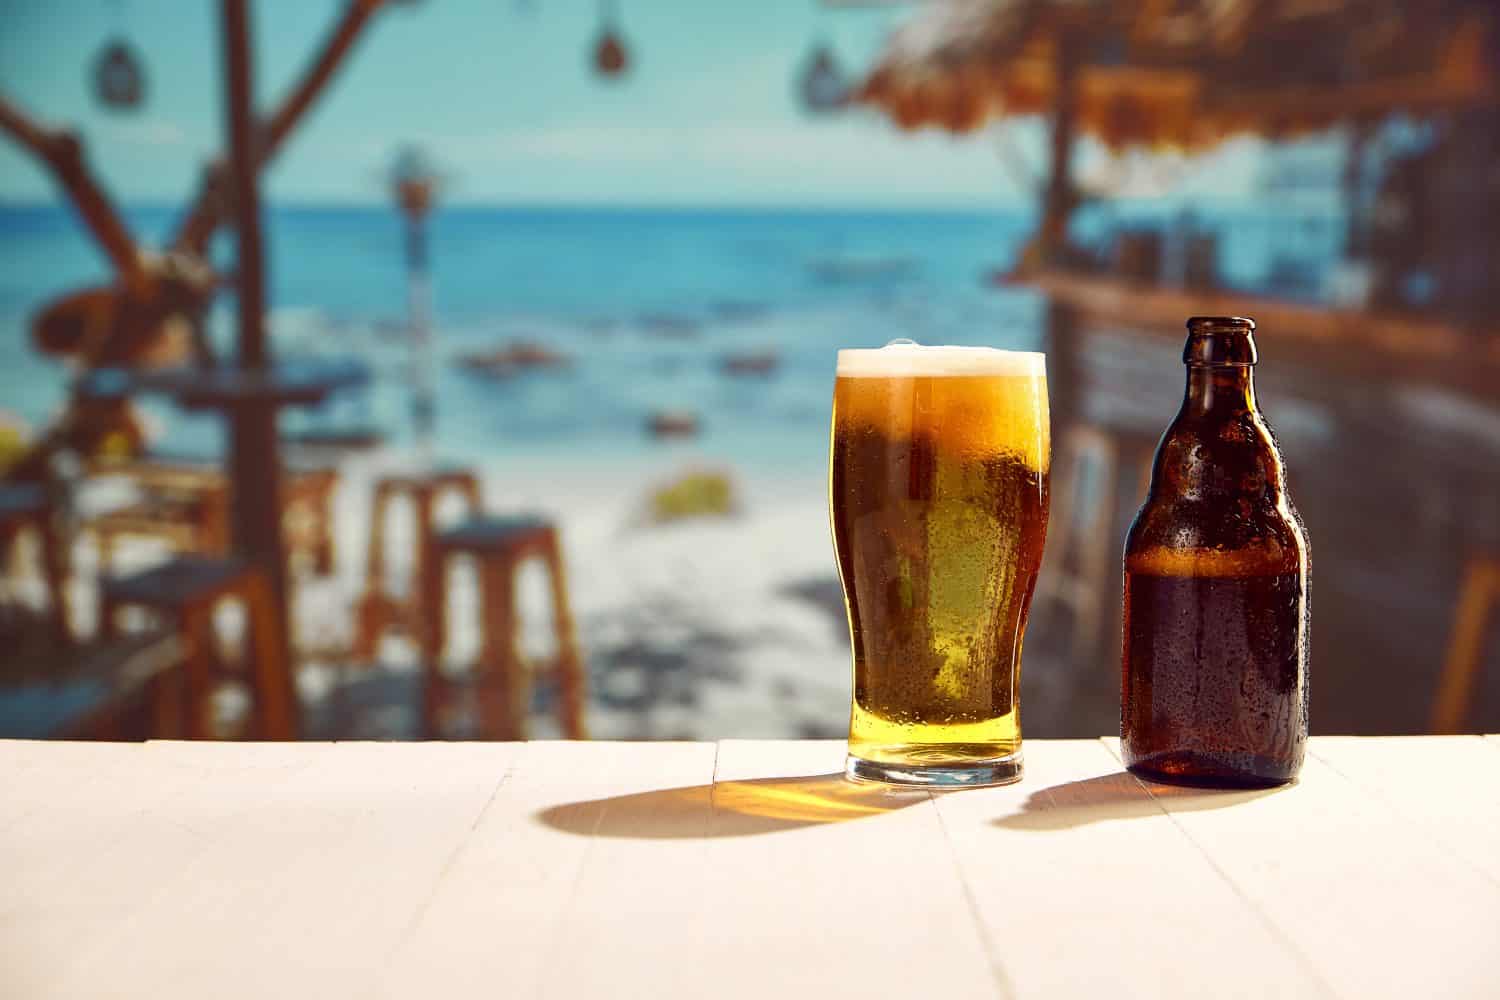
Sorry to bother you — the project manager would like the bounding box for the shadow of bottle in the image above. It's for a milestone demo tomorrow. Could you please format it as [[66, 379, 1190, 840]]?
[[993, 771, 1288, 832]]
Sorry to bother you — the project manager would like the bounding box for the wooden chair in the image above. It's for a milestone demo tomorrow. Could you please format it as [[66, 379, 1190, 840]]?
[[1034, 423, 1156, 662], [0, 483, 71, 646], [353, 467, 481, 660], [1429, 550, 1500, 734], [97, 555, 296, 739], [427, 515, 586, 741], [88, 459, 338, 577]]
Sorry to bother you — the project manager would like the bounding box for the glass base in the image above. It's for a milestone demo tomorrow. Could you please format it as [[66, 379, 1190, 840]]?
[[845, 751, 1023, 788]]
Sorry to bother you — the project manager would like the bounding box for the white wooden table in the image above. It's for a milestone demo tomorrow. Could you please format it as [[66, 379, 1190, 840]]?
[[4, 737, 1498, 999]]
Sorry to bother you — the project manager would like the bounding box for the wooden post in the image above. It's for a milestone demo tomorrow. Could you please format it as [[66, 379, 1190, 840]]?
[[477, 558, 523, 741], [244, 570, 296, 739], [543, 529, 587, 740], [1038, 29, 1082, 258], [218, 0, 298, 737], [1038, 30, 1085, 430], [1430, 555, 1499, 734], [418, 495, 448, 738], [1341, 120, 1373, 260], [1045, 301, 1083, 431], [414, 490, 441, 662], [404, 200, 436, 463], [37, 508, 72, 646], [182, 603, 217, 739]]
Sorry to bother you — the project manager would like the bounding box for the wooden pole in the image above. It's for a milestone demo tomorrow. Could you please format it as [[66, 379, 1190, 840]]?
[[1341, 121, 1373, 260], [219, 0, 297, 736], [1038, 30, 1081, 258], [1039, 30, 1084, 428], [404, 199, 435, 464]]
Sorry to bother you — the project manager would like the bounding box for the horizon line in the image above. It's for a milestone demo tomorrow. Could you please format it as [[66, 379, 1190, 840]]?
[[0, 194, 1285, 215], [0, 196, 1034, 215]]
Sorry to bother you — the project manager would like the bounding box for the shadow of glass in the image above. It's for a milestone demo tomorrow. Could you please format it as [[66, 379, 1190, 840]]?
[[537, 774, 929, 839], [994, 772, 1287, 831]]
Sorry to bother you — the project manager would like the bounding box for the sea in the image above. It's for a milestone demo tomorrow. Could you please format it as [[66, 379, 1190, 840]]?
[[0, 202, 1342, 480]]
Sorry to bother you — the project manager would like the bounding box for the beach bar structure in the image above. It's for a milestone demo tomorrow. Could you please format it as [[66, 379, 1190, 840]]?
[[849, 0, 1500, 729], [852, 0, 1500, 413]]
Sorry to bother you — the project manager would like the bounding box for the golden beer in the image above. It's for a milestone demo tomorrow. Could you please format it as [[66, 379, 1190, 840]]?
[[831, 343, 1049, 786]]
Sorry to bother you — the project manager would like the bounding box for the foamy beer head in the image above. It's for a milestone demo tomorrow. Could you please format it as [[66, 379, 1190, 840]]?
[[834, 342, 1049, 475]]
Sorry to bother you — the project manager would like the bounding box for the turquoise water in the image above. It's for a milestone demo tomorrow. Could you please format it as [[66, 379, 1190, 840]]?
[[0, 203, 1336, 477]]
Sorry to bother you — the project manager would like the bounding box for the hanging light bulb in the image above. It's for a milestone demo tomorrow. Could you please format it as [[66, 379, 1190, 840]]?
[[593, 0, 630, 79], [93, 39, 146, 110], [92, 0, 146, 111], [799, 42, 848, 113]]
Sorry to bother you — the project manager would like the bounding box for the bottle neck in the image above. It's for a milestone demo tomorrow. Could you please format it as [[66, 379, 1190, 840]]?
[[1183, 363, 1256, 418]]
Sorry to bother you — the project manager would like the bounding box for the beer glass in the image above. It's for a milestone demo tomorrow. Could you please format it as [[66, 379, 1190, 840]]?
[[831, 342, 1050, 786]]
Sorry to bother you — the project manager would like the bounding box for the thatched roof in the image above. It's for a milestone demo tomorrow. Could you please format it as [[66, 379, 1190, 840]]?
[[857, 0, 1499, 149]]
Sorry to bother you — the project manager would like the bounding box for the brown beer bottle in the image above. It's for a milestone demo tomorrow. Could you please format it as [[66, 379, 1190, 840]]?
[[1121, 317, 1309, 787]]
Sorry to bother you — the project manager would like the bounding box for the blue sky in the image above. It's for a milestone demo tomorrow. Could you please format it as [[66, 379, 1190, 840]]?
[[0, 0, 1268, 209]]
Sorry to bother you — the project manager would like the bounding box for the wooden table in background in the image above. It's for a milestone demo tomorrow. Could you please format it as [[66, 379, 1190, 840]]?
[[3, 737, 1498, 999]]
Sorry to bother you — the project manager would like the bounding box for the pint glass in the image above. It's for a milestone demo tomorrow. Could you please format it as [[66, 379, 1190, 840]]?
[[831, 342, 1050, 786]]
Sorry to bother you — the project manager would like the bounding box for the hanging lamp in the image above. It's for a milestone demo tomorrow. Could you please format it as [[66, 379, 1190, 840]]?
[[93, 40, 146, 110], [92, 1, 146, 110], [799, 42, 849, 112], [593, 0, 630, 79], [797, 1, 847, 114]]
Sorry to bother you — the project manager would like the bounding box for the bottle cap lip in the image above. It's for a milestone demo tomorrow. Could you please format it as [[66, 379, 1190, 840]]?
[[1184, 316, 1257, 365], [1186, 315, 1256, 332]]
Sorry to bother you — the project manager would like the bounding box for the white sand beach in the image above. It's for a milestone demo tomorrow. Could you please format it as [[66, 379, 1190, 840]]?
[[292, 449, 853, 741]]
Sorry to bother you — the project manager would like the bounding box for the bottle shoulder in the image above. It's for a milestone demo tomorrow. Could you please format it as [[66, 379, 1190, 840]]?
[[1126, 410, 1307, 575], [1125, 498, 1307, 573]]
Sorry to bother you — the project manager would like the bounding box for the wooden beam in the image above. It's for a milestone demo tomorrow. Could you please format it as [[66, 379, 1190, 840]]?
[[218, 0, 297, 737], [0, 93, 148, 295], [173, 0, 388, 255], [1039, 30, 1083, 256], [1209, 77, 1500, 123], [1008, 269, 1500, 400]]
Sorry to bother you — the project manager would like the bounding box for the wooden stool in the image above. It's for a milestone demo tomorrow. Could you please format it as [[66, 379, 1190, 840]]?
[[1035, 424, 1156, 662], [1430, 551, 1500, 733], [0, 483, 71, 646], [429, 515, 586, 741], [98, 555, 296, 739], [354, 468, 481, 660]]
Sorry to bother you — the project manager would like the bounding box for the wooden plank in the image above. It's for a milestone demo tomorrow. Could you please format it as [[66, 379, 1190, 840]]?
[[2, 741, 316, 997], [379, 741, 720, 1000], [1009, 270, 1500, 400], [36, 741, 520, 1000], [1310, 736, 1500, 886], [692, 740, 1000, 1000], [0, 740, 146, 834], [1102, 737, 1500, 999], [934, 739, 1328, 1000], [8, 738, 1500, 1000]]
